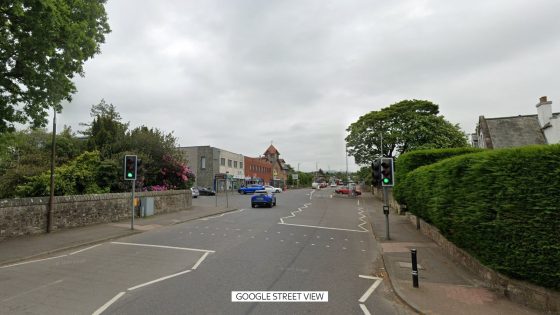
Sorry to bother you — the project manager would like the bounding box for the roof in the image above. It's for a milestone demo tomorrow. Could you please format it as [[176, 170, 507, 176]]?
[[264, 145, 279, 155], [481, 114, 546, 148]]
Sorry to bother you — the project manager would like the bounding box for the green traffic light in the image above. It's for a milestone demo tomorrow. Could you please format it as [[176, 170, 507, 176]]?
[[127, 172, 133, 178], [383, 178, 390, 184]]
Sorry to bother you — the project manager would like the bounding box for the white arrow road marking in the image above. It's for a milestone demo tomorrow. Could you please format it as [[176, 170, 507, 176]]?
[[358, 275, 383, 315]]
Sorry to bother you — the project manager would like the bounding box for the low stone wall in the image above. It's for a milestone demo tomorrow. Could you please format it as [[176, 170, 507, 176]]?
[[406, 213, 560, 314], [0, 190, 192, 240]]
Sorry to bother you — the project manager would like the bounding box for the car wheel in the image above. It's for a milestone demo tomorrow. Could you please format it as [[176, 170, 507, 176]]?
[[251, 204, 255, 208]]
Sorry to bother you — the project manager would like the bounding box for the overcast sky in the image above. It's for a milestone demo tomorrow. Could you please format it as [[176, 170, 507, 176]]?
[[55, 0, 560, 172]]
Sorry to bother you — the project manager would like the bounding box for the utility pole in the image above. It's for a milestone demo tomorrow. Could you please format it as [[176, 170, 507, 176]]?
[[47, 108, 57, 233], [345, 143, 349, 182]]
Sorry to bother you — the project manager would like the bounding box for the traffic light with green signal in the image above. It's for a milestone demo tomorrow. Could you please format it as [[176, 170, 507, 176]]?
[[380, 157, 394, 187], [124, 155, 137, 180]]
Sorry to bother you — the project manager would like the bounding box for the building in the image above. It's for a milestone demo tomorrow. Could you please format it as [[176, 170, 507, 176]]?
[[263, 145, 288, 188], [244, 157, 272, 185], [473, 96, 560, 149], [178, 146, 245, 190]]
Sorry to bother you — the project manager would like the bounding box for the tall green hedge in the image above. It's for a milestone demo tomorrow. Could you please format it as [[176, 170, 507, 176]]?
[[399, 145, 560, 289], [394, 147, 483, 203]]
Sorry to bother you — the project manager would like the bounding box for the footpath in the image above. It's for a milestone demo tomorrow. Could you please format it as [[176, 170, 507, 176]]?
[[364, 194, 544, 315], [0, 204, 236, 266]]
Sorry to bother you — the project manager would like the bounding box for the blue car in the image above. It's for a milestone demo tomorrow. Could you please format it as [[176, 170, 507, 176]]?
[[238, 184, 264, 194], [251, 191, 276, 208]]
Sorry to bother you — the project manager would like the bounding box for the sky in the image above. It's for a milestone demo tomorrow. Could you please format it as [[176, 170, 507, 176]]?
[[54, 0, 560, 172]]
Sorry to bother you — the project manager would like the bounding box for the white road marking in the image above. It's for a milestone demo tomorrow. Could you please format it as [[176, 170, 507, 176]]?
[[358, 275, 383, 303], [357, 208, 369, 232], [192, 252, 210, 270], [0, 254, 67, 269], [69, 244, 102, 256], [111, 242, 215, 253], [359, 303, 371, 315], [1, 279, 63, 303], [199, 209, 245, 220], [279, 222, 368, 233], [128, 270, 191, 291], [92, 291, 126, 315]]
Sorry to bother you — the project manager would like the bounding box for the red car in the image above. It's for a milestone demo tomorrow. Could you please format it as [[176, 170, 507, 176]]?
[[335, 187, 362, 195]]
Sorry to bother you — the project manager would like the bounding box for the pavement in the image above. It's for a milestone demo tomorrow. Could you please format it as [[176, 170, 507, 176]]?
[[363, 193, 544, 315], [0, 192, 546, 314]]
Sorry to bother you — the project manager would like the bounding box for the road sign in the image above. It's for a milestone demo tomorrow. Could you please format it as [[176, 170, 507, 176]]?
[[215, 173, 227, 180], [292, 174, 299, 180]]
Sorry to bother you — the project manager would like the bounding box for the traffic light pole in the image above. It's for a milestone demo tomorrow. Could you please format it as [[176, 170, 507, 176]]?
[[131, 180, 135, 230], [383, 186, 390, 240]]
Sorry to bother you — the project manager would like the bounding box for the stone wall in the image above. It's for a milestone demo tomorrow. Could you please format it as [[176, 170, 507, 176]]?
[[0, 190, 192, 240], [406, 213, 560, 313]]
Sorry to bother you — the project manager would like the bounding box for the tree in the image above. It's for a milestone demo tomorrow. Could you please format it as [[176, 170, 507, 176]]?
[[0, 0, 111, 133], [345, 100, 468, 165], [81, 100, 128, 159]]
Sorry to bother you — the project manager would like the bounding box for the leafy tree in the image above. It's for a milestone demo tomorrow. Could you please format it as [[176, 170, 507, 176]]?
[[0, 0, 111, 133], [355, 166, 372, 185], [345, 100, 468, 165]]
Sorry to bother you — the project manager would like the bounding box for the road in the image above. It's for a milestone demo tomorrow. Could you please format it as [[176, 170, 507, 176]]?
[[0, 188, 413, 315]]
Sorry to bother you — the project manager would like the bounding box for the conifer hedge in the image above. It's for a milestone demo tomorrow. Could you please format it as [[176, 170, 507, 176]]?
[[398, 145, 560, 289], [394, 147, 483, 203]]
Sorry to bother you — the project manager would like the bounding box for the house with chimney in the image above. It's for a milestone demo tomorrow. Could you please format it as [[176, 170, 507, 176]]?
[[472, 96, 560, 149]]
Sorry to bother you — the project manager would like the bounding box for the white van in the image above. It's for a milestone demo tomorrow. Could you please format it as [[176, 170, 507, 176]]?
[[311, 182, 320, 189]]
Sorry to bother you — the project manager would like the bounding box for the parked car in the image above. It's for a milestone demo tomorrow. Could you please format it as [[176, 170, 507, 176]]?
[[251, 191, 276, 208], [320, 183, 328, 188], [264, 185, 282, 193], [311, 182, 320, 189], [335, 186, 362, 196], [330, 183, 337, 187], [191, 187, 200, 198], [197, 187, 216, 196], [238, 184, 264, 194]]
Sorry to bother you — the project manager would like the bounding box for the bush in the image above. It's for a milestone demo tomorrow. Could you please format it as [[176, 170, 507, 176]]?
[[16, 151, 109, 197], [398, 145, 560, 289], [394, 147, 483, 203]]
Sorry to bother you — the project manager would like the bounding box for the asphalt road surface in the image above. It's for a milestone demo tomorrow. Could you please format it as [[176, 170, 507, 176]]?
[[0, 188, 413, 315]]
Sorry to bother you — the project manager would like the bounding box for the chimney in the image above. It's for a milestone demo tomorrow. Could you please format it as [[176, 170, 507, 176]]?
[[536, 96, 552, 127]]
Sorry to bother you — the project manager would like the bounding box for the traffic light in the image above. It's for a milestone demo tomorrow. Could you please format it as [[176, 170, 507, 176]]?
[[372, 159, 381, 187], [380, 157, 394, 187], [124, 155, 137, 180]]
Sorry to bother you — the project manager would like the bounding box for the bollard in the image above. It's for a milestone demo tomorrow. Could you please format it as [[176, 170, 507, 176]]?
[[411, 249, 419, 288]]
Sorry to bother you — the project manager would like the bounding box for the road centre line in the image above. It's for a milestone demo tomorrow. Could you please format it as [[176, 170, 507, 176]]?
[[111, 242, 215, 253], [92, 291, 126, 315], [128, 270, 192, 291], [69, 244, 102, 255], [0, 254, 68, 269], [278, 222, 368, 233], [199, 209, 245, 221]]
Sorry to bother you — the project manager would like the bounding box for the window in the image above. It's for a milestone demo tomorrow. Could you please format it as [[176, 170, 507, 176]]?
[[228, 159, 232, 167], [201, 157, 206, 169], [221, 158, 225, 166], [234, 161, 238, 168], [240, 162, 243, 169]]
